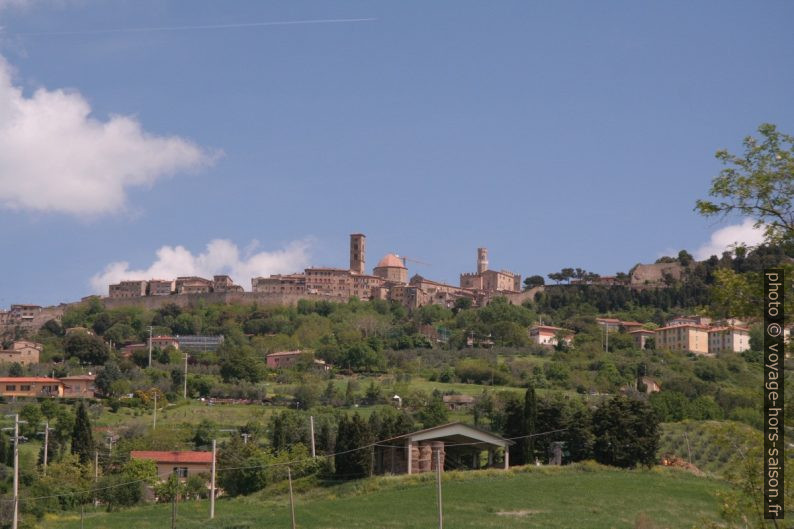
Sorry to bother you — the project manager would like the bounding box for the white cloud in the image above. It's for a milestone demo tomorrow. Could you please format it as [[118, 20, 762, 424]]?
[[0, 54, 217, 216], [694, 218, 767, 260], [90, 239, 312, 294]]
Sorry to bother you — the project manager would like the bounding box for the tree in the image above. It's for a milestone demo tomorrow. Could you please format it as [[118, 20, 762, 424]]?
[[217, 437, 268, 496], [70, 402, 94, 464], [523, 275, 545, 289], [504, 395, 526, 465], [417, 396, 449, 428], [64, 333, 108, 365], [95, 360, 123, 397], [8, 363, 23, 377], [334, 414, 373, 479], [696, 123, 794, 244], [523, 385, 537, 464], [592, 396, 658, 468]]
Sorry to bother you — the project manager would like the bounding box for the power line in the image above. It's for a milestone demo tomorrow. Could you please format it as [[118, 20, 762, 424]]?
[[10, 18, 377, 37]]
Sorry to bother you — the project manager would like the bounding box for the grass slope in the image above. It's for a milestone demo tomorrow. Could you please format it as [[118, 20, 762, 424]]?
[[658, 420, 760, 476], [40, 464, 725, 529]]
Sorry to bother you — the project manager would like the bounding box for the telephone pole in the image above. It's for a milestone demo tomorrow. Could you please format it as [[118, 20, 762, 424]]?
[[38, 420, 54, 476], [3, 414, 27, 529], [153, 391, 157, 430], [147, 325, 153, 367], [210, 439, 216, 519], [288, 467, 296, 529], [183, 353, 189, 399], [309, 416, 316, 458], [94, 450, 99, 507]]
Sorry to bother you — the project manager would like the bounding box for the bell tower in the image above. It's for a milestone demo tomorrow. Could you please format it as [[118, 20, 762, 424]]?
[[350, 234, 366, 274], [477, 247, 489, 275]]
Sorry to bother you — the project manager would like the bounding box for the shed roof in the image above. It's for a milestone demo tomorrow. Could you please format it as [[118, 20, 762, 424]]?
[[388, 422, 512, 448]]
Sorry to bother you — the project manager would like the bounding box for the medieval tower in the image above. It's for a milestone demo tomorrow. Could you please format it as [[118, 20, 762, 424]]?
[[350, 233, 366, 274], [477, 247, 489, 274]]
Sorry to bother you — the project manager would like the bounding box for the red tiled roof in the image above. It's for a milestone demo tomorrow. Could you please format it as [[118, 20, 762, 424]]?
[[267, 350, 302, 357], [654, 324, 709, 332], [0, 377, 62, 383], [130, 451, 213, 464], [629, 329, 655, 334]]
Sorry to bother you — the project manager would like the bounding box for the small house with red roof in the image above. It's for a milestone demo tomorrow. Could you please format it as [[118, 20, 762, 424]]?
[[0, 377, 63, 398], [130, 451, 213, 481]]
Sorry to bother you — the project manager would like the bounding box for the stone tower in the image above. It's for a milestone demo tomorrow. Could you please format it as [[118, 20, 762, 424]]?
[[477, 247, 489, 275], [350, 234, 366, 274]]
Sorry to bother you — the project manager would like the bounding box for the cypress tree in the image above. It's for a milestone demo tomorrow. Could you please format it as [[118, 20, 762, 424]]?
[[71, 401, 94, 464], [523, 385, 537, 464]]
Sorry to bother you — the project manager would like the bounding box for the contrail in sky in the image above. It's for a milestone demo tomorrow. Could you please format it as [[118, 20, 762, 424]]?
[[8, 17, 377, 37]]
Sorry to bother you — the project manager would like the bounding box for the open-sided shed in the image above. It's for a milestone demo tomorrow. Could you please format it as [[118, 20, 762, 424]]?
[[374, 422, 512, 475]]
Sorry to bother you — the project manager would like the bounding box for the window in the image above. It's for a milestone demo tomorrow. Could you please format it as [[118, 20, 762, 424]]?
[[5, 385, 15, 391], [20, 385, 31, 391], [173, 467, 188, 478]]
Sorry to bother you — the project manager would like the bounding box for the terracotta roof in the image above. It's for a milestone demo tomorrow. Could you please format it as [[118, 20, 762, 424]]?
[[267, 350, 303, 357], [130, 451, 213, 464], [0, 377, 61, 383], [708, 326, 750, 333], [629, 329, 655, 334], [375, 253, 406, 269], [530, 325, 574, 335], [655, 324, 710, 332]]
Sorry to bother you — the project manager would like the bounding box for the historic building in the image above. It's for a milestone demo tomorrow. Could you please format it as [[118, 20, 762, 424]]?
[[459, 248, 521, 293]]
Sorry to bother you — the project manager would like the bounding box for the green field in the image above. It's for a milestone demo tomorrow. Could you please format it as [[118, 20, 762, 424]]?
[[39, 464, 725, 529]]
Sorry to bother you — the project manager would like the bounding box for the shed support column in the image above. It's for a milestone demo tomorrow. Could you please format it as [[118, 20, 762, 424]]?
[[504, 447, 509, 470], [406, 440, 413, 475], [488, 449, 493, 468]]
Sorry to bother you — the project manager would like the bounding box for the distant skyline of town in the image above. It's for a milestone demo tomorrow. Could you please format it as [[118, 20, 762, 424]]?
[[0, 1, 790, 307]]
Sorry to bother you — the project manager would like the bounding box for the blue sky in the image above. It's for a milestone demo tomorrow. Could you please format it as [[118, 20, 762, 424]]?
[[0, 0, 792, 307]]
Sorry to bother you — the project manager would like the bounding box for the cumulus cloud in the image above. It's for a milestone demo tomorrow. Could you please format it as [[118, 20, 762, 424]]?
[[694, 218, 767, 260], [90, 239, 313, 294], [0, 54, 217, 216]]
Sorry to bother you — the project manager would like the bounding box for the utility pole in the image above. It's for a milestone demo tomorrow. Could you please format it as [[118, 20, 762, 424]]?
[[435, 448, 443, 529], [148, 325, 153, 367], [309, 416, 316, 458], [153, 391, 157, 430], [94, 450, 99, 507], [604, 323, 609, 353], [171, 469, 177, 529], [38, 420, 54, 476], [4, 414, 26, 529], [683, 431, 692, 465], [241, 433, 252, 444], [288, 467, 296, 529], [183, 353, 189, 399], [210, 439, 216, 519]]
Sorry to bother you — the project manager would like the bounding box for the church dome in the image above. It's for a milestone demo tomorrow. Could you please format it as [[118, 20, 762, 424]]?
[[375, 253, 406, 269]]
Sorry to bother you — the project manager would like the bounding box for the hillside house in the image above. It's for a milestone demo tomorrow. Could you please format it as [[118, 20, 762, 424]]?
[[0, 377, 63, 398], [130, 451, 213, 481], [0, 340, 42, 365], [61, 374, 97, 398], [529, 325, 574, 347]]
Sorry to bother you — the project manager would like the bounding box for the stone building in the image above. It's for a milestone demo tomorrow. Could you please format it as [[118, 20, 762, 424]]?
[[175, 276, 213, 294], [373, 253, 408, 284], [109, 280, 148, 298], [350, 233, 366, 275], [0, 340, 42, 365], [148, 280, 173, 296], [251, 274, 307, 295], [459, 248, 521, 293], [212, 275, 243, 293]]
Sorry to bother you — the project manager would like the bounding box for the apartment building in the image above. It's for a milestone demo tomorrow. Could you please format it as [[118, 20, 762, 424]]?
[[708, 326, 751, 354], [148, 279, 173, 296], [654, 324, 710, 355]]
